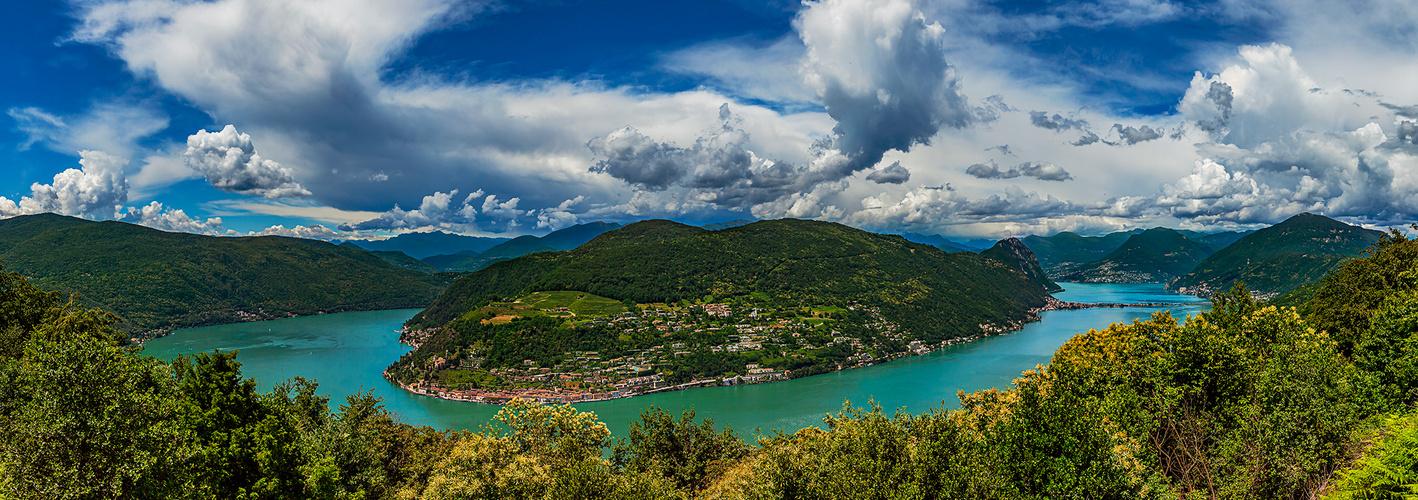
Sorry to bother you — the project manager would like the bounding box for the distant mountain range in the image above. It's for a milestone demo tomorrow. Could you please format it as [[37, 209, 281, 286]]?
[[409, 219, 1056, 342], [898, 232, 975, 252], [0, 211, 1384, 336], [414, 222, 623, 272], [347, 230, 508, 259], [1055, 228, 1215, 283], [0, 214, 446, 332], [1169, 213, 1383, 298], [1021, 230, 1142, 275], [1016, 214, 1380, 298]]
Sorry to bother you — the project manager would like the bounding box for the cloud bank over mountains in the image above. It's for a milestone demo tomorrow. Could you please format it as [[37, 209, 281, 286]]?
[[2, 0, 1416, 240]]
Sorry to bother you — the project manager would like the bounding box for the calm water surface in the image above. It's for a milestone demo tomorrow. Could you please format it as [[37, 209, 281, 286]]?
[[143, 283, 1209, 438]]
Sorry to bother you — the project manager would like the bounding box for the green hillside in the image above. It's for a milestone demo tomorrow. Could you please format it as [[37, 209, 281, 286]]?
[[1056, 227, 1212, 283], [1169, 213, 1383, 298], [1020, 230, 1138, 275], [369, 250, 439, 274], [408, 219, 1055, 342], [980, 237, 1063, 292], [0, 214, 445, 332]]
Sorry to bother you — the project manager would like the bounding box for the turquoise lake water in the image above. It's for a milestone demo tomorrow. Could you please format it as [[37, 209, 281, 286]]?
[[143, 282, 1209, 438]]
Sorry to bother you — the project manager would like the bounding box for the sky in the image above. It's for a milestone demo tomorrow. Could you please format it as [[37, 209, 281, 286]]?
[[2, 0, 1417, 240]]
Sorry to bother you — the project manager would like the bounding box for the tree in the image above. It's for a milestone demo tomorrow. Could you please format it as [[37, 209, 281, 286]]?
[[172, 351, 306, 499], [611, 407, 750, 491], [0, 266, 183, 499]]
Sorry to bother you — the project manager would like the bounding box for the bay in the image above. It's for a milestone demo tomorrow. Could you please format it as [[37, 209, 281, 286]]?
[[143, 283, 1209, 438]]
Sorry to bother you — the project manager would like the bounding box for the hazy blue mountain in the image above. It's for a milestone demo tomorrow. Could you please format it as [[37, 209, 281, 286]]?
[[1176, 229, 1254, 252], [420, 222, 623, 272], [702, 219, 755, 230], [347, 230, 507, 259], [898, 232, 973, 252]]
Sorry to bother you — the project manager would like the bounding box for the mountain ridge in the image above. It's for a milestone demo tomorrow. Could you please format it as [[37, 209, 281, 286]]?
[[0, 214, 445, 332], [409, 218, 1056, 343], [1169, 213, 1383, 298], [1056, 227, 1213, 283]]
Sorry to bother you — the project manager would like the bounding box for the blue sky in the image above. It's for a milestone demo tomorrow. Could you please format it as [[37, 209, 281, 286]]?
[[2, 0, 1416, 239]]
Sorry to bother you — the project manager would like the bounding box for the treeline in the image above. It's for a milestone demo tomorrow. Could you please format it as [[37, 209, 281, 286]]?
[[8, 228, 1418, 498]]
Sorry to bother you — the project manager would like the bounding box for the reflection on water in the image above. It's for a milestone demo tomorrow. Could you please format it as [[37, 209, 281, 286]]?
[[144, 283, 1210, 437]]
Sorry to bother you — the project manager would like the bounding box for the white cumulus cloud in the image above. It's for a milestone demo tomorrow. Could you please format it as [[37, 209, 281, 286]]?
[[184, 125, 310, 198], [0, 150, 130, 218]]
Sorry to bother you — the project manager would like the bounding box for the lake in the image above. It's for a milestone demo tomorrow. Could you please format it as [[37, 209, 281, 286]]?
[[143, 282, 1209, 438]]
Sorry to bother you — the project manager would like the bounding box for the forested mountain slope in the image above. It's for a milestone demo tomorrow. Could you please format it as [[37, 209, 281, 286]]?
[[0, 214, 444, 331], [409, 219, 1056, 342]]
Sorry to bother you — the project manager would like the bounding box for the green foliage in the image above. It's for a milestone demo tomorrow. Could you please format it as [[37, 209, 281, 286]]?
[[611, 407, 751, 491], [1172, 213, 1384, 298], [1035, 286, 1361, 498], [367, 249, 439, 274], [0, 213, 445, 331], [0, 309, 182, 499], [1351, 290, 1418, 408], [1327, 410, 1418, 500], [0, 264, 462, 499], [10, 219, 1418, 499], [173, 351, 307, 499], [490, 399, 611, 463], [1300, 227, 1418, 355]]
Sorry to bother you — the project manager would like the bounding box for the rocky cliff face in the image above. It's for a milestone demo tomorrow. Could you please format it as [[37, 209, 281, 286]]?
[[981, 238, 1065, 293]]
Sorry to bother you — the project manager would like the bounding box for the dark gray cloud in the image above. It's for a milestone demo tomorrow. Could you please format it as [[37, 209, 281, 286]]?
[[1381, 102, 1418, 119], [865, 161, 911, 184], [798, 0, 976, 176], [986, 144, 1015, 156], [585, 105, 843, 209], [1072, 131, 1101, 146], [1109, 124, 1164, 145], [966, 160, 1072, 181], [586, 131, 694, 190], [1029, 111, 1089, 131], [1194, 81, 1234, 133], [1394, 120, 1418, 147]]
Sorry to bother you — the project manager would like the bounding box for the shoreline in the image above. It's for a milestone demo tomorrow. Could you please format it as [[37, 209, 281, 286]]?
[[386, 296, 1199, 406], [131, 306, 426, 345]]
